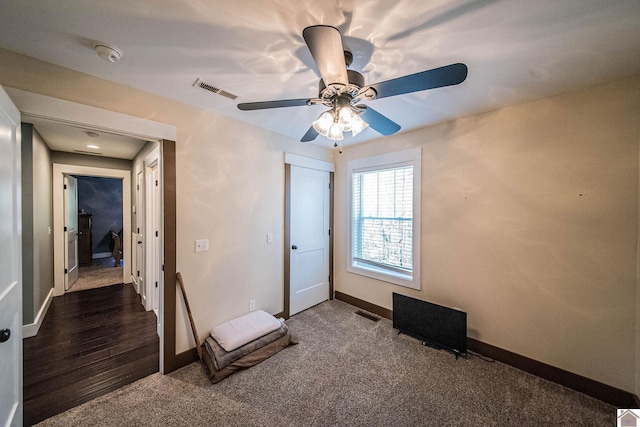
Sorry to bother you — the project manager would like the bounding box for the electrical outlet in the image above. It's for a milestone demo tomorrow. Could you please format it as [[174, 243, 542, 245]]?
[[249, 300, 256, 312]]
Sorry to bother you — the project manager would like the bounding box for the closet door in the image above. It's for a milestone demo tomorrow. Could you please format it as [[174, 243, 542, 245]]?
[[64, 175, 79, 290], [289, 165, 330, 315]]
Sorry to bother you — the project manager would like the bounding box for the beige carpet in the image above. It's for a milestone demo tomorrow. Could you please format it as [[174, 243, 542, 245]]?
[[67, 263, 124, 293]]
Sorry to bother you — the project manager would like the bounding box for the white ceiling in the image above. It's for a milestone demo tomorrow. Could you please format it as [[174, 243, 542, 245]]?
[[1, 0, 639, 153], [27, 117, 148, 160]]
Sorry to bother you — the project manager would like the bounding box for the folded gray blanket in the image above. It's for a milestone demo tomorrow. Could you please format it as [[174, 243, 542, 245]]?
[[204, 322, 288, 370]]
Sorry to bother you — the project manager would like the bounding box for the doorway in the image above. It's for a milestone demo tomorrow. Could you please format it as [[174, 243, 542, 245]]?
[[8, 86, 179, 374], [68, 175, 125, 293], [142, 146, 162, 335], [25, 155, 162, 423], [284, 153, 334, 317], [53, 164, 131, 296]]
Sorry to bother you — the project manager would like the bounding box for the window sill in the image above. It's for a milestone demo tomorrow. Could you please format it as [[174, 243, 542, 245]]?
[[348, 261, 420, 290]]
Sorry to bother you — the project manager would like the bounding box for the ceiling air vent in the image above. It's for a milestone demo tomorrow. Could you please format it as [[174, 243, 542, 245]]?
[[193, 78, 238, 101]]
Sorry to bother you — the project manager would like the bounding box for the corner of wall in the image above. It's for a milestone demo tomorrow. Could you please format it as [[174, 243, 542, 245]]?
[[20, 123, 35, 325]]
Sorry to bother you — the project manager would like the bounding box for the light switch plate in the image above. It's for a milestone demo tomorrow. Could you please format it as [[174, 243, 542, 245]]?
[[195, 239, 209, 253], [267, 232, 273, 243]]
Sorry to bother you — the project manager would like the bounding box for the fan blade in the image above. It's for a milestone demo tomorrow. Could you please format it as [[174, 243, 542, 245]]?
[[368, 63, 468, 100], [300, 126, 319, 142], [303, 25, 348, 87], [359, 105, 401, 136], [238, 98, 311, 111]]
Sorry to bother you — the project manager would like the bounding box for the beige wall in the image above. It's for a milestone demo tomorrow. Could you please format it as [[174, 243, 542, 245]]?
[[21, 124, 54, 325], [0, 48, 333, 353], [334, 75, 640, 392], [31, 129, 54, 323]]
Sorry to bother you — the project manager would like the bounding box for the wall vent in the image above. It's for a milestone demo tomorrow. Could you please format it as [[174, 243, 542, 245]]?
[[193, 78, 238, 100]]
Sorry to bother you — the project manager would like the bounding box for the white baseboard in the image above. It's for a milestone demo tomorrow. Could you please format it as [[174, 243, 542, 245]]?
[[23, 287, 54, 338]]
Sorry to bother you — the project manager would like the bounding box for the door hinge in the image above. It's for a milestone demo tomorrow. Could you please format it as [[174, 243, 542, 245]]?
[[137, 270, 140, 277], [155, 180, 159, 186], [328, 183, 331, 189], [155, 281, 158, 288], [137, 184, 140, 190], [64, 226, 67, 232], [137, 227, 140, 233], [328, 275, 331, 282], [328, 229, 330, 235], [64, 268, 68, 274], [162, 264, 165, 272], [155, 230, 158, 237], [63, 184, 67, 190]]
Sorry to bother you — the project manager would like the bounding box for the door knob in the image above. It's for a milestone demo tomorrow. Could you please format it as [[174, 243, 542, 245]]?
[[291, 245, 298, 250], [0, 328, 10, 343]]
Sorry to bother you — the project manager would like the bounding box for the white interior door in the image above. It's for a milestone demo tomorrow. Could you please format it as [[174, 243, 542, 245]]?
[[64, 175, 79, 290], [145, 161, 160, 317], [0, 85, 22, 426], [290, 165, 330, 315], [136, 170, 145, 302]]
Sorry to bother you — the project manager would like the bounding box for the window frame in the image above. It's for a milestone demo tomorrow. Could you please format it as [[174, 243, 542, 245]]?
[[347, 148, 421, 289]]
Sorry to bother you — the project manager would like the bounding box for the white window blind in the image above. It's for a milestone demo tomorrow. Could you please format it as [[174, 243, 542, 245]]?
[[352, 166, 413, 273], [347, 147, 421, 290]]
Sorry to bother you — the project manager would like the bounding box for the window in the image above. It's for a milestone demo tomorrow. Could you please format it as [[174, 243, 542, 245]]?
[[347, 148, 421, 289]]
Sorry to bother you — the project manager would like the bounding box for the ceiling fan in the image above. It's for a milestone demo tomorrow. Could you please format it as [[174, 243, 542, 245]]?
[[237, 25, 468, 147]]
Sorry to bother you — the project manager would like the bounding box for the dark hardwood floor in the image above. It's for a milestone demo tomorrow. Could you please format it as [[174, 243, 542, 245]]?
[[23, 283, 159, 426]]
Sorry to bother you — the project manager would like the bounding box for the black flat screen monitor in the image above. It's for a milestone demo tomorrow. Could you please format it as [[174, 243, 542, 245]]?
[[393, 292, 467, 357]]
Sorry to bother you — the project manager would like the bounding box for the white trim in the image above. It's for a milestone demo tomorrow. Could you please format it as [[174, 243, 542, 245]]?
[[284, 152, 334, 172], [347, 147, 422, 290], [5, 88, 176, 142], [22, 287, 54, 338], [53, 164, 131, 296]]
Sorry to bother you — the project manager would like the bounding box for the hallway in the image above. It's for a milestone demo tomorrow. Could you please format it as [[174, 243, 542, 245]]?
[[23, 283, 159, 425]]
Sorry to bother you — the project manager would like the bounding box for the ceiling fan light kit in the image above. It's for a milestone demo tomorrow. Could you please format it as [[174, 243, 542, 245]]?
[[237, 25, 468, 149], [312, 96, 369, 143]]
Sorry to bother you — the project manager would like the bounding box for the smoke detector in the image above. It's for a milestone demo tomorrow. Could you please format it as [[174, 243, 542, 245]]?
[[93, 42, 123, 63]]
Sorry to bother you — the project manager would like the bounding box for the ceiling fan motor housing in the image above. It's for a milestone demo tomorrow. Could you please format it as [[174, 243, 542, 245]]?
[[318, 69, 371, 107], [318, 69, 364, 94]]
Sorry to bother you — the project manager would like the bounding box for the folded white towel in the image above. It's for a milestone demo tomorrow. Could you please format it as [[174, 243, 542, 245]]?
[[210, 310, 282, 352]]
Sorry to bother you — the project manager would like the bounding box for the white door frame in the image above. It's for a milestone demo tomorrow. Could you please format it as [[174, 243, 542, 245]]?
[[53, 165, 131, 297]]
